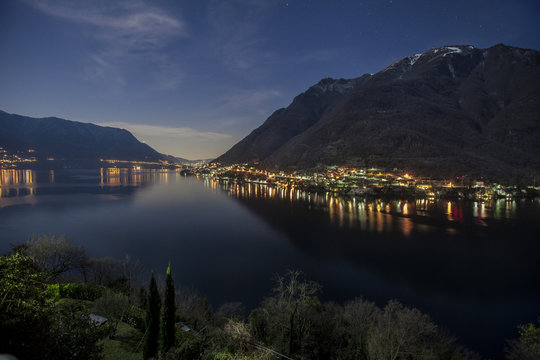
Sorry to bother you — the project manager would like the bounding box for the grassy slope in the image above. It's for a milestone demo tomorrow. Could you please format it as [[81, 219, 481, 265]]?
[[100, 321, 143, 360]]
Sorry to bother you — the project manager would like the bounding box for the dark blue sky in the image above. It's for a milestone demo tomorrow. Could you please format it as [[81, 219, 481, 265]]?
[[1, 0, 539, 159]]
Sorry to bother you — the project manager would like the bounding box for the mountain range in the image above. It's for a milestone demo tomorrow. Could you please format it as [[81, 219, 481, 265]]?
[[216, 44, 540, 181], [0, 110, 168, 165]]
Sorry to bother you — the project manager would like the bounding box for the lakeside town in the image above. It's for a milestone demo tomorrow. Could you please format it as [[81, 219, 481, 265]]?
[[0, 146, 37, 165], [2, 144, 538, 201], [191, 162, 540, 200]]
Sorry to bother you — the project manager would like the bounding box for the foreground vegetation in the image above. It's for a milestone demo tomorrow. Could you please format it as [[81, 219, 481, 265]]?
[[1, 235, 539, 360]]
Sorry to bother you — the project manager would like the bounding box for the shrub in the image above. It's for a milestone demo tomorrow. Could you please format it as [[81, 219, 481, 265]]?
[[171, 334, 204, 360], [121, 305, 147, 332], [47, 282, 104, 301], [93, 289, 130, 338]]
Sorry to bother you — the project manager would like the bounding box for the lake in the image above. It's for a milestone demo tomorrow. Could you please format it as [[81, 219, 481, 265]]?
[[1, 168, 539, 357]]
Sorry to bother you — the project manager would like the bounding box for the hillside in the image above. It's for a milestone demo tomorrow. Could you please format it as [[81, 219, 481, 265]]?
[[0, 110, 168, 164], [216, 44, 540, 180]]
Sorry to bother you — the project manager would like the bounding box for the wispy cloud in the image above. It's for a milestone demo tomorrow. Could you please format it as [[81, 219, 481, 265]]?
[[28, 0, 187, 89], [205, 0, 274, 71], [31, 0, 186, 42], [97, 122, 232, 141]]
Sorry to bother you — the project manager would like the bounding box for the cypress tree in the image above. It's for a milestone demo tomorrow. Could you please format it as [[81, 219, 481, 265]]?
[[143, 272, 161, 359], [138, 285, 148, 310], [161, 263, 176, 353]]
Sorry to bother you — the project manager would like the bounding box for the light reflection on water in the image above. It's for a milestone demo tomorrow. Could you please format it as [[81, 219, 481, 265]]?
[[0, 168, 173, 198], [99, 167, 171, 187], [201, 178, 523, 236], [0, 168, 175, 209], [0, 169, 527, 233], [0, 169, 36, 199], [0, 168, 35, 185]]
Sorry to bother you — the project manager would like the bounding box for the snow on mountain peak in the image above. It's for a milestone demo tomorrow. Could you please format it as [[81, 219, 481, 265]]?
[[432, 45, 476, 57], [382, 45, 477, 75], [408, 53, 422, 66], [443, 46, 463, 56]]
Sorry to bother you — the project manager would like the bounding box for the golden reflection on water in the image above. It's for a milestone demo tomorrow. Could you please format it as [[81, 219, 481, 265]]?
[[0, 169, 36, 199], [99, 168, 170, 186], [402, 217, 413, 237], [1, 171, 527, 237], [0, 168, 172, 201], [0, 169, 35, 186], [206, 180, 426, 235], [204, 180, 523, 237]]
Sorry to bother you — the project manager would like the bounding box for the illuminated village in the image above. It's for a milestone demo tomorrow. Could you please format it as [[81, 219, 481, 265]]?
[[192, 163, 539, 200], [0, 146, 37, 167], [2, 142, 538, 201]]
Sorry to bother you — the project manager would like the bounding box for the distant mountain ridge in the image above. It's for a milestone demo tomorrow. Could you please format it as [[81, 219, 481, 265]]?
[[216, 44, 540, 181], [0, 110, 169, 164]]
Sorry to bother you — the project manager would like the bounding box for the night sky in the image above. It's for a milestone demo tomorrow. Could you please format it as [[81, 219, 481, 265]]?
[[1, 0, 539, 159]]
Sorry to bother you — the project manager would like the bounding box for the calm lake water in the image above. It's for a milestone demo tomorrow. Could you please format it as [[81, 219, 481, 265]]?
[[1, 168, 539, 357]]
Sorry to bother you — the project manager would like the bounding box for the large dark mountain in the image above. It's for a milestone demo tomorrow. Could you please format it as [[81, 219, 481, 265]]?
[[0, 110, 167, 164], [217, 44, 540, 180]]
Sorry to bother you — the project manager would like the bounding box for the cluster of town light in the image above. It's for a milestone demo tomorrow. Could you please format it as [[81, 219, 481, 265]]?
[[0, 147, 37, 167], [195, 163, 530, 200]]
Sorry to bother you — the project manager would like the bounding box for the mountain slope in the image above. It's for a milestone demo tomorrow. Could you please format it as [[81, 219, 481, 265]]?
[[216, 44, 540, 180], [218, 78, 363, 164], [0, 110, 166, 163]]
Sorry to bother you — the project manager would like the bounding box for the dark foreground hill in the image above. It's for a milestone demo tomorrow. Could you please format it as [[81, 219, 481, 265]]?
[[0, 110, 168, 165], [216, 44, 540, 181]]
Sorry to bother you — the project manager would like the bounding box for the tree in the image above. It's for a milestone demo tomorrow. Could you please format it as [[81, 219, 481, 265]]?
[[0, 251, 53, 359], [335, 297, 381, 360], [24, 234, 87, 279], [138, 285, 149, 310], [216, 302, 245, 322], [366, 300, 439, 360], [144, 272, 162, 359], [0, 251, 104, 360], [85, 257, 120, 286], [505, 319, 540, 360], [191, 296, 213, 330], [121, 254, 143, 291], [49, 300, 105, 360], [161, 263, 176, 353], [93, 289, 130, 338], [254, 270, 322, 358]]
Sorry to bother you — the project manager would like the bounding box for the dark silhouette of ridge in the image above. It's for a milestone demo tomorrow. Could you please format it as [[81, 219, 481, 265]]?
[[0, 110, 168, 164]]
